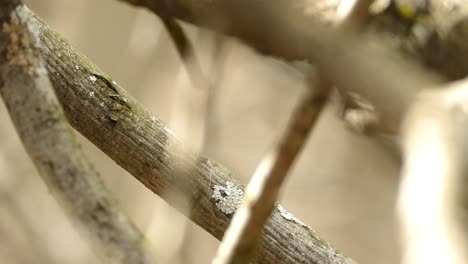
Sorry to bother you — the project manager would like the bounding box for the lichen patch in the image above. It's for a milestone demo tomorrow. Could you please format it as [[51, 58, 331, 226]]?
[[276, 202, 309, 228], [212, 181, 243, 215]]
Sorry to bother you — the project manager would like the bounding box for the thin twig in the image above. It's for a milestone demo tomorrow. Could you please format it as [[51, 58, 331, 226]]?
[[161, 16, 223, 150], [160, 16, 206, 92], [149, 17, 223, 262], [147, 17, 200, 261], [0, 3, 155, 264], [212, 72, 331, 264], [160, 15, 221, 152]]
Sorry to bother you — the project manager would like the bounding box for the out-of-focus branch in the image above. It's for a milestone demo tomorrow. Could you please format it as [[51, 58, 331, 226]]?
[[0, 3, 155, 264], [399, 79, 468, 264], [160, 17, 191, 61], [118, 0, 443, 135], [161, 17, 224, 152], [149, 16, 215, 262], [213, 73, 331, 264], [24, 6, 355, 264], [118, 0, 468, 80], [160, 17, 205, 91], [160, 15, 222, 150]]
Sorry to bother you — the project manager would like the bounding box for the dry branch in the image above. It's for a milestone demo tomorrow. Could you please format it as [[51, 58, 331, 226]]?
[[0, 3, 155, 264], [213, 73, 331, 264], [160, 16, 205, 91], [161, 16, 221, 151], [22, 5, 355, 264]]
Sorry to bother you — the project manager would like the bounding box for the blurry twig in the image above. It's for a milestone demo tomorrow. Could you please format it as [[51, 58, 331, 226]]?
[[148, 17, 201, 262], [160, 16, 205, 90], [199, 33, 225, 152], [212, 73, 331, 264], [153, 18, 224, 262], [161, 16, 222, 151], [0, 3, 155, 264], [399, 79, 468, 264], [161, 17, 191, 60]]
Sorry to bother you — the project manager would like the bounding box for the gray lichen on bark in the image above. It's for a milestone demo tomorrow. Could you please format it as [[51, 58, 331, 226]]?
[[212, 181, 244, 215]]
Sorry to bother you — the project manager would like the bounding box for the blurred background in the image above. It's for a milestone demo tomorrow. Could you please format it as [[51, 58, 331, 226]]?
[[0, 0, 401, 263]]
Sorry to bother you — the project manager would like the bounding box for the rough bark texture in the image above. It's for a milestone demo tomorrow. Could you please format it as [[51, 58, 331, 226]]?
[[0, 3, 156, 264], [22, 6, 355, 264]]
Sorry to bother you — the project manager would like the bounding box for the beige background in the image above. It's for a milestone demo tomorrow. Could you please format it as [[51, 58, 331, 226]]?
[[0, 1, 400, 263]]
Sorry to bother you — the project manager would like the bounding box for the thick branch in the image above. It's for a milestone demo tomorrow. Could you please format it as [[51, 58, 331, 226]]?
[[0, 3, 155, 264], [25, 6, 355, 264]]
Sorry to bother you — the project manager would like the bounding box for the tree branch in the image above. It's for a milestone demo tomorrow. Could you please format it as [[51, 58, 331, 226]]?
[[0, 3, 156, 264], [160, 16, 206, 92], [213, 73, 331, 264], [25, 5, 355, 264], [118, 0, 468, 80], [399, 79, 468, 264], [118, 0, 443, 135]]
